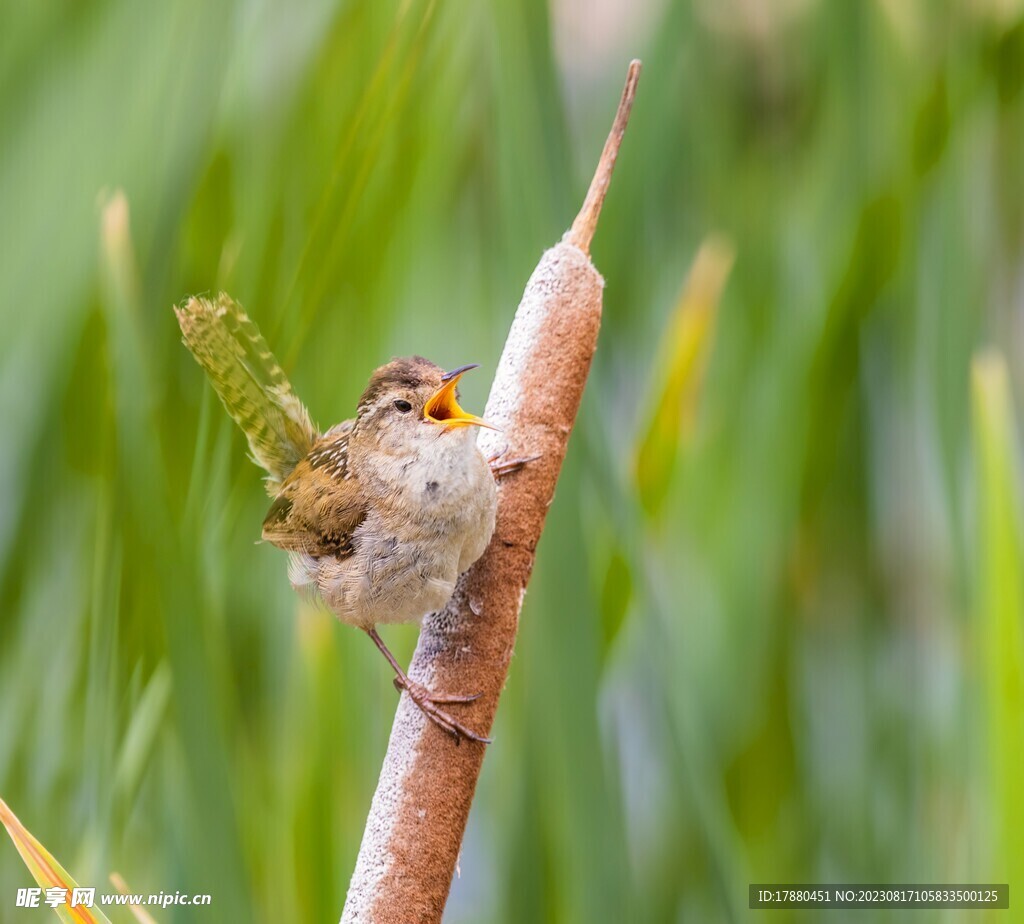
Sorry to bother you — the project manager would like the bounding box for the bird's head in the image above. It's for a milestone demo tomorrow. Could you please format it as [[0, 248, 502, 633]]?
[[352, 356, 497, 457]]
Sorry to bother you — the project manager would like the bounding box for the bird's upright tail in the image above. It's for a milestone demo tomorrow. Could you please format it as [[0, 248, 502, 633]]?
[[175, 293, 317, 494]]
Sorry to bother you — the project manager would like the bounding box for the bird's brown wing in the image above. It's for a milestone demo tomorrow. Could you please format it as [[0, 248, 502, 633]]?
[[261, 420, 366, 556]]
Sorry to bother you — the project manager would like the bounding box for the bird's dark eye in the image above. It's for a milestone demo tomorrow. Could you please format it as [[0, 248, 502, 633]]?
[[393, 399, 413, 413]]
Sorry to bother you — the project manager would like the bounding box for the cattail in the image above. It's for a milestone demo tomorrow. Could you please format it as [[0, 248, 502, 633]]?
[[342, 60, 642, 924]]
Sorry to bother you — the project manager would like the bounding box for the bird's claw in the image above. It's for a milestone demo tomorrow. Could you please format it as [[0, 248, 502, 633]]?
[[393, 677, 491, 744], [488, 451, 541, 479]]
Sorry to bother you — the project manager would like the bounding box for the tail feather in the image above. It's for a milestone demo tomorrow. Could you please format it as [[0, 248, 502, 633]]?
[[175, 293, 317, 494]]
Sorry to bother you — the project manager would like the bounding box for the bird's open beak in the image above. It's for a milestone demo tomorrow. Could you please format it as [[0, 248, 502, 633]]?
[[424, 364, 499, 430]]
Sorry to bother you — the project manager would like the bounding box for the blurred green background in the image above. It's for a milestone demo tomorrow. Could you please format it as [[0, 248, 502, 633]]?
[[2, 0, 1024, 921]]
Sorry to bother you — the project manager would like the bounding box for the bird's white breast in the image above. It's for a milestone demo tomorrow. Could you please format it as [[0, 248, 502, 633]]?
[[292, 434, 496, 629]]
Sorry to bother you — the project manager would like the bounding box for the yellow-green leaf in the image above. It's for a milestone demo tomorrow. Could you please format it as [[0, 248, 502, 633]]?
[[634, 235, 734, 516], [599, 549, 633, 657], [971, 351, 1024, 893], [0, 795, 113, 924]]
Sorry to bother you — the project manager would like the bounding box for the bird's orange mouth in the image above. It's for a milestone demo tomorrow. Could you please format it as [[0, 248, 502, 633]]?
[[425, 364, 499, 430]]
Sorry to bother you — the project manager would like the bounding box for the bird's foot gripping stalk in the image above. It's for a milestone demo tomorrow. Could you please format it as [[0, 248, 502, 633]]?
[[367, 627, 491, 745], [391, 676, 490, 745]]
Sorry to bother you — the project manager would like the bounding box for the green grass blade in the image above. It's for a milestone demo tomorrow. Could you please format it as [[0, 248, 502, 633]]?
[[971, 351, 1024, 893]]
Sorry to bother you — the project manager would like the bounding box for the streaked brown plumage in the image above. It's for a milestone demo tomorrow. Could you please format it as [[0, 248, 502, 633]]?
[[175, 293, 315, 494], [176, 295, 507, 742]]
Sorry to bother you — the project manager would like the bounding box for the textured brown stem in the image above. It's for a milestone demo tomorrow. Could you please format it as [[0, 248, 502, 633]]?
[[341, 61, 641, 924], [566, 59, 641, 254]]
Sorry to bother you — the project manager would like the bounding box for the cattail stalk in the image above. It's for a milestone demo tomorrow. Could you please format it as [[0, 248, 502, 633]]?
[[341, 60, 641, 924]]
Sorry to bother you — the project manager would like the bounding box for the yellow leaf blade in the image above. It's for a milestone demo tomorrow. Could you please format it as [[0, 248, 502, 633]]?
[[0, 795, 112, 924], [634, 235, 735, 515]]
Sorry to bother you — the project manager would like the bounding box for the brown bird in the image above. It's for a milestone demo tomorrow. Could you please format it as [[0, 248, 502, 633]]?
[[175, 294, 523, 743]]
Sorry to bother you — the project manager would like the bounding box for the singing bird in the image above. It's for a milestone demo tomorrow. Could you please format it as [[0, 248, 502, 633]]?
[[176, 294, 524, 742]]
